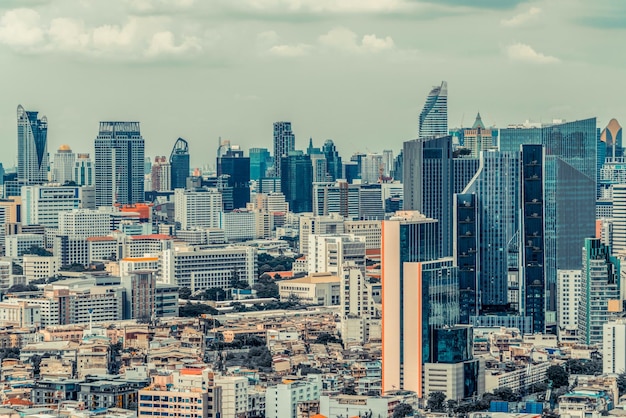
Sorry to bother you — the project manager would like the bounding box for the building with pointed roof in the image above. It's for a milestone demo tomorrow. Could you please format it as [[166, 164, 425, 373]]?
[[461, 112, 495, 158], [17, 105, 49, 183]]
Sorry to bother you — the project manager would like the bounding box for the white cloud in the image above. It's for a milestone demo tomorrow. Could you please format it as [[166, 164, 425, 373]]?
[[0, 8, 44, 47], [48, 18, 89, 51], [506, 43, 559, 64], [146, 31, 201, 56], [237, 0, 408, 14], [501, 7, 541, 27], [268, 43, 311, 57], [319, 27, 395, 53], [92, 20, 138, 49]]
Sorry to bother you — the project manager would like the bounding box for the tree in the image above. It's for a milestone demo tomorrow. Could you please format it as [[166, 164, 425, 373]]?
[[427, 391, 446, 412], [178, 287, 192, 299], [618, 371, 626, 396], [11, 263, 22, 275], [7, 284, 39, 293], [492, 387, 520, 402], [547, 365, 569, 388], [25, 245, 53, 257], [315, 333, 342, 345], [245, 346, 272, 369], [566, 358, 602, 375], [0, 348, 20, 361], [179, 302, 219, 317], [393, 402, 414, 418]]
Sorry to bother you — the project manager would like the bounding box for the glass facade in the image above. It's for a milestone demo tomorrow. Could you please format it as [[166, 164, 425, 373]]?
[[280, 151, 312, 213], [273, 122, 295, 178], [431, 326, 473, 364], [455, 193, 478, 323], [217, 149, 250, 210], [249, 147, 270, 181], [169, 138, 190, 190], [418, 81, 448, 139], [17, 105, 48, 183], [322, 140, 342, 181]]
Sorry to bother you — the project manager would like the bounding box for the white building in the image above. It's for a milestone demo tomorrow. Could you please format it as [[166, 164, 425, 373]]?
[[162, 245, 257, 292], [484, 361, 550, 393], [54, 235, 89, 268], [319, 394, 403, 418], [341, 265, 377, 344], [308, 234, 365, 277], [299, 213, 344, 255], [174, 188, 222, 230], [265, 375, 321, 418], [278, 273, 341, 305], [5, 234, 45, 257], [0, 260, 10, 289], [360, 153, 383, 184], [424, 360, 485, 401], [0, 300, 41, 328], [557, 269, 582, 339], [23, 255, 58, 281], [344, 220, 382, 250], [214, 375, 249, 418], [53, 145, 75, 184], [221, 210, 257, 242], [256, 192, 289, 212], [603, 319, 626, 375], [21, 184, 85, 228], [58, 209, 111, 238]]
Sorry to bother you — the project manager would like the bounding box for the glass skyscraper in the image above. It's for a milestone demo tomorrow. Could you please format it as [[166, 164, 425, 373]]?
[[249, 147, 270, 181], [280, 151, 312, 213], [322, 139, 342, 181], [17, 105, 48, 183], [217, 147, 250, 210], [273, 121, 295, 178], [94, 122, 145, 206], [169, 138, 190, 190], [418, 81, 448, 139]]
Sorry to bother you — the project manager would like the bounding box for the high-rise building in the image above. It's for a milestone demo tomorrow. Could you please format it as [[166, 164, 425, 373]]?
[[612, 184, 626, 256], [418, 81, 448, 139], [273, 121, 295, 178], [174, 188, 222, 230], [600, 118, 623, 160], [21, 184, 84, 229], [313, 180, 360, 219], [323, 140, 342, 181], [307, 234, 366, 277], [382, 211, 467, 397], [73, 153, 94, 186], [603, 319, 626, 375], [557, 269, 582, 341], [460, 113, 495, 158], [122, 271, 156, 322], [150, 156, 171, 192], [17, 105, 48, 183], [578, 238, 620, 346], [94, 122, 145, 207], [403, 135, 454, 256], [169, 138, 190, 190], [500, 119, 597, 318], [217, 146, 250, 210], [53, 145, 75, 184], [360, 153, 383, 184], [249, 147, 270, 181], [280, 151, 312, 213]]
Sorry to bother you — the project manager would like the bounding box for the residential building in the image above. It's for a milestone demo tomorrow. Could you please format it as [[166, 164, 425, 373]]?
[[151, 156, 171, 192], [265, 375, 322, 418], [359, 153, 383, 184], [122, 271, 156, 322], [213, 375, 249, 418], [319, 394, 403, 418], [299, 214, 344, 256], [307, 234, 366, 277], [94, 121, 145, 206], [603, 318, 626, 375], [557, 269, 582, 339]]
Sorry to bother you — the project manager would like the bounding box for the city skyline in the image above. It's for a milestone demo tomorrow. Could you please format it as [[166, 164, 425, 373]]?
[[0, 0, 624, 167]]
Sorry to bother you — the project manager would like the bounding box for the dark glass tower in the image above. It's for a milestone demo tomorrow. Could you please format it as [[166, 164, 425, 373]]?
[[249, 147, 270, 181], [170, 138, 190, 190], [217, 148, 250, 210], [94, 122, 145, 206], [273, 122, 295, 178], [280, 151, 312, 213], [322, 139, 342, 181], [17, 105, 48, 183]]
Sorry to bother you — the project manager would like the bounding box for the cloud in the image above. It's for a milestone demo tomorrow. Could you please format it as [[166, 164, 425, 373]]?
[[506, 43, 559, 64], [501, 7, 541, 27], [0, 8, 44, 47], [268, 43, 311, 57], [233, 0, 408, 14], [146, 31, 201, 56], [319, 27, 395, 53]]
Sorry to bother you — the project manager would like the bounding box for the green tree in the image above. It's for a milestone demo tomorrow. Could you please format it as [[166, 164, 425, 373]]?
[[0, 348, 20, 361], [179, 302, 219, 317], [492, 387, 520, 402], [25, 245, 53, 256], [566, 358, 602, 375], [427, 391, 446, 412], [178, 287, 192, 299], [315, 333, 342, 345], [11, 263, 22, 275], [393, 402, 414, 418], [7, 284, 39, 293], [547, 365, 569, 388], [618, 371, 626, 396]]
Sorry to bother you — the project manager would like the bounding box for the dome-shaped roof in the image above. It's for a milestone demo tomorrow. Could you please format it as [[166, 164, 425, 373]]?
[[58, 144, 72, 152]]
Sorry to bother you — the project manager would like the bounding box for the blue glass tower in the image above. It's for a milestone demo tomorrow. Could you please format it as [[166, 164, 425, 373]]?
[[249, 148, 270, 181], [169, 138, 190, 190], [280, 151, 312, 213]]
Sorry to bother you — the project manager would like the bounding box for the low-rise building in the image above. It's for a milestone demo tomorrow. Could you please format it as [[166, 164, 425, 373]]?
[[278, 273, 341, 306]]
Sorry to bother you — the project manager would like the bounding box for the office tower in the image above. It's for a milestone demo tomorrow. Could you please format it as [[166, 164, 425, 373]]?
[[392, 150, 403, 181], [578, 238, 620, 346], [382, 150, 394, 177], [603, 319, 626, 375], [360, 153, 383, 184], [249, 147, 270, 181], [73, 153, 94, 186], [500, 118, 597, 318], [17, 105, 48, 183], [280, 151, 312, 213], [310, 152, 329, 182], [520, 144, 546, 332], [418, 81, 448, 139], [169, 138, 190, 190], [382, 211, 466, 397], [460, 113, 495, 158], [174, 188, 222, 230], [144, 157, 152, 174], [94, 122, 145, 207], [455, 151, 520, 320], [58, 209, 111, 238], [53, 145, 75, 184], [403, 135, 454, 257], [601, 118, 623, 160], [217, 146, 250, 210], [151, 156, 171, 192], [313, 180, 360, 219], [453, 157, 480, 194], [21, 184, 84, 229], [359, 183, 384, 220], [273, 121, 295, 177], [343, 162, 359, 183], [323, 140, 342, 181], [259, 177, 281, 194]]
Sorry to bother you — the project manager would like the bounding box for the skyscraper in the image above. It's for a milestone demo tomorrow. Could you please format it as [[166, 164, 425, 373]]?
[[280, 151, 312, 213], [217, 146, 250, 210], [403, 135, 454, 257], [73, 153, 94, 186], [249, 147, 270, 181], [94, 122, 145, 207], [17, 105, 48, 183], [273, 122, 295, 178], [169, 138, 190, 190], [601, 118, 623, 160], [418, 81, 448, 139], [322, 140, 342, 181], [53, 145, 75, 184]]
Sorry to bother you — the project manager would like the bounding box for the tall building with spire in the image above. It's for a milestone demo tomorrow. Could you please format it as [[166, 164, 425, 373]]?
[[17, 105, 49, 183], [94, 122, 145, 207], [462, 113, 495, 158], [273, 122, 295, 177], [418, 82, 448, 139]]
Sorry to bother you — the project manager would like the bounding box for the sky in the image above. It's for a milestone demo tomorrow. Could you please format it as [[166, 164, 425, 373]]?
[[0, 0, 625, 169]]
